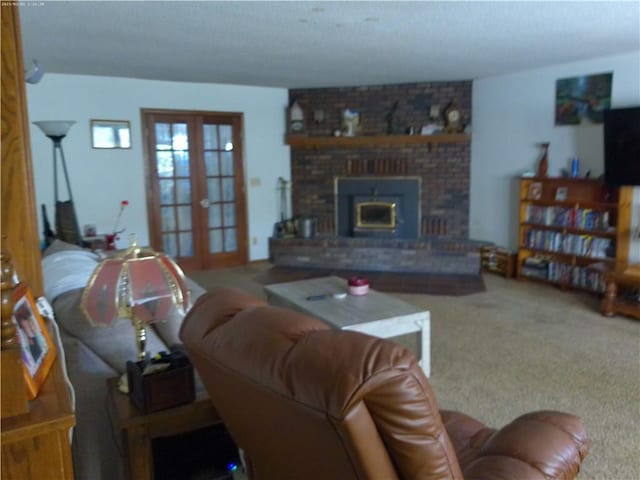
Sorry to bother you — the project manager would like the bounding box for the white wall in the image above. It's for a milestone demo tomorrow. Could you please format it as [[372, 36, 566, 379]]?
[[471, 51, 640, 254], [26, 74, 290, 259]]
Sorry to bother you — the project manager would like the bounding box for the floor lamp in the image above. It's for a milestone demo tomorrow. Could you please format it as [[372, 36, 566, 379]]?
[[33, 121, 82, 245]]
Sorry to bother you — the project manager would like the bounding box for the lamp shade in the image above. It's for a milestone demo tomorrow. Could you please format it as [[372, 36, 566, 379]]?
[[33, 120, 75, 137], [81, 245, 190, 329]]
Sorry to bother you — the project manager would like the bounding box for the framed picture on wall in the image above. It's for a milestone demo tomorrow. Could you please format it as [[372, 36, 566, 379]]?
[[555, 187, 568, 201], [528, 182, 543, 200], [91, 119, 131, 149], [555, 72, 613, 125], [13, 283, 57, 399]]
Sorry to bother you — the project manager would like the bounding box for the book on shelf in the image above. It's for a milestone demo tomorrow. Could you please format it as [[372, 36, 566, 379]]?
[[522, 256, 549, 280], [524, 229, 613, 259], [525, 205, 611, 231], [522, 257, 606, 291]]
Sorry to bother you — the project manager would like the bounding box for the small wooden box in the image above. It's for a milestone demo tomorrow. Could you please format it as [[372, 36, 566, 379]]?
[[82, 234, 107, 251], [127, 359, 195, 413], [480, 246, 516, 278]]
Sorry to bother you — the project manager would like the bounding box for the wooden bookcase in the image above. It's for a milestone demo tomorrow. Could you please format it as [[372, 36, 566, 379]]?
[[517, 177, 619, 293]]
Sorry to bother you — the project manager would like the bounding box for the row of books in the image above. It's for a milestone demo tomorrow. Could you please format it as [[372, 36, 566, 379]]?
[[548, 262, 606, 292], [525, 206, 610, 231], [523, 229, 614, 258], [520, 257, 606, 292]]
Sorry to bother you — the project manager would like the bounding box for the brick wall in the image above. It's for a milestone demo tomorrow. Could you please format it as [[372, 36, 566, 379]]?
[[288, 81, 472, 238]]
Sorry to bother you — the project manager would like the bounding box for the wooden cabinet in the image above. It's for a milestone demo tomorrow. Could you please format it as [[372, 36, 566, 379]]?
[[517, 177, 619, 293], [602, 267, 640, 319], [1, 352, 75, 480], [107, 377, 221, 480]]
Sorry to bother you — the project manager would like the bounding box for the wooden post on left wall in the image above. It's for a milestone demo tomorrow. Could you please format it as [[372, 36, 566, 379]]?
[[1, 5, 43, 416], [1, 5, 44, 297]]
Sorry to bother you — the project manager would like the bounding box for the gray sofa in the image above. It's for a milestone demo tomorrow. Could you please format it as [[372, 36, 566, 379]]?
[[42, 240, 206, 480]]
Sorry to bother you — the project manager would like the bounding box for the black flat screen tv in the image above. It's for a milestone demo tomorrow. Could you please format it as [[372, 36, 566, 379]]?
[[603, 106, 640, 186]]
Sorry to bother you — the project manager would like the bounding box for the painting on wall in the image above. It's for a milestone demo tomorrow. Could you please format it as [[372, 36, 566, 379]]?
[[91, 119, 131, 149], [555, 72, 613, 125]]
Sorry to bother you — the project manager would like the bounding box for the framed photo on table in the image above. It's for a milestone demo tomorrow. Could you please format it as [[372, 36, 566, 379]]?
[[13, 283, 57, 399]]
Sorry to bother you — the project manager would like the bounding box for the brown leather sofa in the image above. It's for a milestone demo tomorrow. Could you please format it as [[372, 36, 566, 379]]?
[[180, 287, 589, 480]]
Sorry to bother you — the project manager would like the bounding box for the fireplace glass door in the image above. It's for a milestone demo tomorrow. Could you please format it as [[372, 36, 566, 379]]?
[[355, 202, 397, 230]]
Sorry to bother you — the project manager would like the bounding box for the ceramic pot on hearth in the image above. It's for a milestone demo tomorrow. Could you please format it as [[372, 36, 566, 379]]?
[[295, 216, 317, 239]]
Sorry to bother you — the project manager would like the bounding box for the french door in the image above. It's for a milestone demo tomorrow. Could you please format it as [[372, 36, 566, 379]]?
[[142, 109, 248, 271]]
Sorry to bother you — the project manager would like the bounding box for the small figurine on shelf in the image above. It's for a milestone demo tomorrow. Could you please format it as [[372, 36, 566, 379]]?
[[289, 100, 305, 134], [342, 109, 360, 137], [421, 104, 443, 136], [537, 142, 550, 177], [385, 101, 399, 134]]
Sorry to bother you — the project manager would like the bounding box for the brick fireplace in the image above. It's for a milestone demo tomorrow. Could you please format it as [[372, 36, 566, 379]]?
[[269, 81, 484, 275], [288, 81, 472, 237]]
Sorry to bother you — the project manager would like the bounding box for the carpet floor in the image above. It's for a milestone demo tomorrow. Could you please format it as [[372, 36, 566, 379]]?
[[188, 261, 640, 480], [254, 265, 486, 295]]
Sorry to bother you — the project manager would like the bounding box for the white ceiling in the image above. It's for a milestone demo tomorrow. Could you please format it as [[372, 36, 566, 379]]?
[[19, 1, 640, 89]]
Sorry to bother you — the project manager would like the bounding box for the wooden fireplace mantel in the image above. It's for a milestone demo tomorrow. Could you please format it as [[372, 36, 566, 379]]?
[[286, 133, 470, 149]]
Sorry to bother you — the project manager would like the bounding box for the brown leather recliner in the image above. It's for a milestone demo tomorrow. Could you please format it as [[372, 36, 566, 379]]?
[[180, 287, 589, 480]]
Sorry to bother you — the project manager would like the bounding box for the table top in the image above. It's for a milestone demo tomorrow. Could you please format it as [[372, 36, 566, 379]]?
[[264, 276, 427, 329], [106, 377, 218, 433], [1, 355, 75, 442], [607, 267, 640, 285]]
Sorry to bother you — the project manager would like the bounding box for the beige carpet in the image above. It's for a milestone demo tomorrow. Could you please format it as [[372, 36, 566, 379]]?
[[189, 262, 640, 480]]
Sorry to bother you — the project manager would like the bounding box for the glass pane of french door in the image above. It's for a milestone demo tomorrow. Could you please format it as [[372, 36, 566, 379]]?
[[203, 123, 238, 254], [154, 122, 194, 259]]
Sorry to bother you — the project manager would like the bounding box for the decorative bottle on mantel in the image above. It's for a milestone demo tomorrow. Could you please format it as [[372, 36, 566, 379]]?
[[289, 101, 305, 135], [537, 142, 550, 178]]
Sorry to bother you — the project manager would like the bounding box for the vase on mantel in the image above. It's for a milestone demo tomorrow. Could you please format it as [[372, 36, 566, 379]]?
[[537, 142, 550, 177]]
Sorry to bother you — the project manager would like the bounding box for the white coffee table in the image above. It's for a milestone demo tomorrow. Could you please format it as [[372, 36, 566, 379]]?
[[264, 276, 430, 376]]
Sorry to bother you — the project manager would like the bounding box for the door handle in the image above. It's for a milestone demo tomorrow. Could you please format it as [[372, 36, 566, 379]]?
[[200, 199, 210, 208]]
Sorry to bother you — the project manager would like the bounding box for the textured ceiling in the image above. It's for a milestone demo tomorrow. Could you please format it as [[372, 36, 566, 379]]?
[[19, 1, 640, 89]]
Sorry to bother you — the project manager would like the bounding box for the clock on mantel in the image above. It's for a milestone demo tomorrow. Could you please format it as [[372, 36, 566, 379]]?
[[443, 100, 464, 133], [285, 133, 470, 149]]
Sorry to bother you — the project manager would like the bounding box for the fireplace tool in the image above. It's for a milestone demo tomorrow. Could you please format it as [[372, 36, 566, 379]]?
[[275, 177, 295, 237]]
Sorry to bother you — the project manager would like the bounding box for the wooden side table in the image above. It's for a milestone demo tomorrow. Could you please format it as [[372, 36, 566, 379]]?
[[480, 245, 516, 278], [1, 356, 75, 479], [107, 377, 221, 480], [602, 268, 640, 320]]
